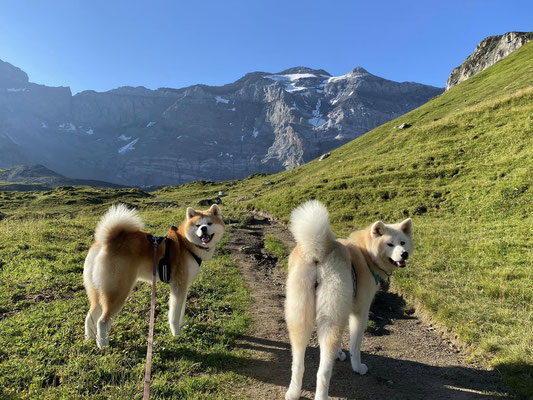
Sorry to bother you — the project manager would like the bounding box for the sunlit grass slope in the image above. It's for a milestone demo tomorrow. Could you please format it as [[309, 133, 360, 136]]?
[[229, 42, 532, 396]]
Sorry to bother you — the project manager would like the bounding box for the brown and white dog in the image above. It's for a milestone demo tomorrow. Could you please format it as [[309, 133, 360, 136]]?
[[285, 200, 413, 400], [83, 203, 225, 348]]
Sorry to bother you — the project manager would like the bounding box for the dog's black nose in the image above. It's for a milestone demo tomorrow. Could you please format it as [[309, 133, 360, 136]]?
[[201, 226, 207, 233], [401, 251, 409, 260]]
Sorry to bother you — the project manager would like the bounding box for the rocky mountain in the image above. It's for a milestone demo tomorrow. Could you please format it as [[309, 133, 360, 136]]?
[[0, 59, 443, 186], [446, 31, 533, 90]]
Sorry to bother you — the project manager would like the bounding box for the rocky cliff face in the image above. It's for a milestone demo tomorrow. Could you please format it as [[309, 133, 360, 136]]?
[[446, 32, 533, 90], [0, 59, 443, 186]]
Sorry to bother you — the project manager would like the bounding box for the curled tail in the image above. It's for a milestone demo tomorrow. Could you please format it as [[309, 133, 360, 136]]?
[[94, 204, 144, 245], [290, 200, 335, 263]]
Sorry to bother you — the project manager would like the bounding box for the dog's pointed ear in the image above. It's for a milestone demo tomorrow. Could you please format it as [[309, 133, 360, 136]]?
[[209, 204, 221, 217], [371, 221, 386, 238], [400, 218, 412, 236], [186, 207, 197, 220]]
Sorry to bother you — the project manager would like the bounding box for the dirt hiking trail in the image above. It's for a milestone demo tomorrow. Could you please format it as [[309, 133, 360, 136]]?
[[228, 215, 507, 400]]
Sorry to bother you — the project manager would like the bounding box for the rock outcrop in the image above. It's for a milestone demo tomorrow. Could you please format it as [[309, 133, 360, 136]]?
[[446, 32, 533, 90], [0, 60, 443, 186]]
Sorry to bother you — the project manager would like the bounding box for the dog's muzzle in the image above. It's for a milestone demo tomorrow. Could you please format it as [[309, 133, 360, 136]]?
[[200, 233, 214, 243]]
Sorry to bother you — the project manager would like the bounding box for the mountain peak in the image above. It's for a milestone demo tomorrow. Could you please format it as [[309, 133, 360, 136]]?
[[0, 59, 29, 88], [276, 66, 330, 76], [350, 66, 369, 75]]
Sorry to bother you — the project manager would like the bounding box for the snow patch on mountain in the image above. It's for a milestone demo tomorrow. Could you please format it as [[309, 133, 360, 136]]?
[[118, 138, 139, 154], [265, 73, 318, 93], [59, 122, 76, 132], [308, 99, 327, 127], [215, 96, 230, 104]]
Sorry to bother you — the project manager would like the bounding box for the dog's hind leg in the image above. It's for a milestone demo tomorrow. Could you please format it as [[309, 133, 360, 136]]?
[[315, 321, 343, 400], [95, 261, 136, 349], [285, 261, 316, 400], [96, 286, 132, 349], [285, 317, 313, 400], [85, 286, 101, 340]]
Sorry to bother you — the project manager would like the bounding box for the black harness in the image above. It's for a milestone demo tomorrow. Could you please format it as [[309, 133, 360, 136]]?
[[146, 231, 203, 284], [146, 235, 172, 284], [351, 263, 357, 296], [186, 247, 203, 267]]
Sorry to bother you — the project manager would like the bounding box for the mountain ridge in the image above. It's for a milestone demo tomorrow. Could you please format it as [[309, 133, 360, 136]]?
[[0, 61, 442, 186], [0, 164, 125, 190]]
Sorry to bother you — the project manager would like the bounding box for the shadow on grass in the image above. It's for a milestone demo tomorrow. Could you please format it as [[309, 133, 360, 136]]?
[[367, 286, 413, 336]]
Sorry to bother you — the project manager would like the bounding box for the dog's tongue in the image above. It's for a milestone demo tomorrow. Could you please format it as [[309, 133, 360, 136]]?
[[201, 234, 211, 243], [396, 260, 406, 268]]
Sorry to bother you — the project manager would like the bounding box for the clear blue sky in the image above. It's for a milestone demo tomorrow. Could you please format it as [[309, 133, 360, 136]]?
[[0, 0, 531, 94]]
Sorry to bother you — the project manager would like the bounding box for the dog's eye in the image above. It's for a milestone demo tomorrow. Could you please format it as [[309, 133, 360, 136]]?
[[387, 243, 394, 247], [196, 224, 200, 227], [207, 222, 212, 226], [400, 241, 405, 245]]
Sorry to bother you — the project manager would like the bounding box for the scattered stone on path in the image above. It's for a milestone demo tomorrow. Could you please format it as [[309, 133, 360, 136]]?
[[396, 123, 412, 129]]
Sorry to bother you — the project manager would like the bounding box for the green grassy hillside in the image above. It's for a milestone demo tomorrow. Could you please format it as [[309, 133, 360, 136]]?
[[0, 42, 531, 398], [0, 189, 252, 399]]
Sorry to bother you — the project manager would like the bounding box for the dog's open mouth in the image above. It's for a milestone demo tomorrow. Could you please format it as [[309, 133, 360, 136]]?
[[200, 233, 214, 244], [389, 258, 406, 268]]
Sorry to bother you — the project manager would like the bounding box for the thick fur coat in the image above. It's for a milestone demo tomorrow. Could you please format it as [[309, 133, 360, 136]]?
[[83, 203, 224, 348], [285, 200, 413, 400]]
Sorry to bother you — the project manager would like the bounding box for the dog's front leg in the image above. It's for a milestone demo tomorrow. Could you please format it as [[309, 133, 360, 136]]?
[[168, 283, 187, 336], [349, 311, 368, 375]]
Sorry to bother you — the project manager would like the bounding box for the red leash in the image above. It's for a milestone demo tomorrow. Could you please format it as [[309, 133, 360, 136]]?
[[143, 240, 159, 399]]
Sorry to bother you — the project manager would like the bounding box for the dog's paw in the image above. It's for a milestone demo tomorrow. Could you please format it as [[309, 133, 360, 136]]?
[[170, 326, 181, 336], [285, 387, 301, 400], [351, 362, 368, 375], [96, 338, 109, 350], [336, 349, 347, 361]]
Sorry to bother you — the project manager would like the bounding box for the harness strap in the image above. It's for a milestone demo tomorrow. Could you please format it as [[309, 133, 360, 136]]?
[[368, 264, 381, 286], [186, 246, 203, 267], [145, 235, 172, 284], [351, 262, 381, 298], [351, 264, 357, 296], [158, 237, 172, 284]]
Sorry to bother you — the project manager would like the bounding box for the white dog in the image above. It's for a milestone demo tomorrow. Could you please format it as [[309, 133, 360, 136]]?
[[285, 200, 414, 399]]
